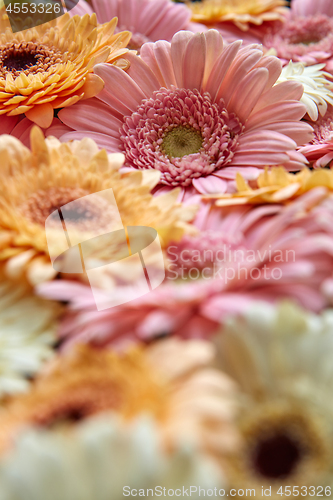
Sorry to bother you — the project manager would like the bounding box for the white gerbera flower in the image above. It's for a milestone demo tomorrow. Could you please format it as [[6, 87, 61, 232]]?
[[0, 414, 222, 500], [276, 61, 333, 121], [0, 278, 60, 398], [214, 302, 333, 498]]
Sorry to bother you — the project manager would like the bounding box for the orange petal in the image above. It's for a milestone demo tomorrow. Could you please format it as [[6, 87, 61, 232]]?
[[81, 74, 104, 100], [25, 103, 54, 129]]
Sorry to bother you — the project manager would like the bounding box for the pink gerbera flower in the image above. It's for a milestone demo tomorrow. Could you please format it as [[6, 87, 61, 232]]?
[[39, 187, 333, 347], [68, 0, 203, 50], [53, 30, 313, 197], [263, 15, 333, 71], [299, 106, 333, 168], [217, 0, 333, 73]]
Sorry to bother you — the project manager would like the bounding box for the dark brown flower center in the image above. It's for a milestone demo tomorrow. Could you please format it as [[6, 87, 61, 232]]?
[[253, 431, 301, 479], [0, 42, 63, 78]]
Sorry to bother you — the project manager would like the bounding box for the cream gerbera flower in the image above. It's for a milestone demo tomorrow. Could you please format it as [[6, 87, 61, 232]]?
[[187, 0, 287, 29], [0, 9, 131, 128], [214, 302, 333, 497], [0, 128, 196, 285], [210, 166, 333, 206], [276, 61, 333, 121], [0, 339, 239, 465], [0, 414, 221, 500], [0, 274, 61, 399]]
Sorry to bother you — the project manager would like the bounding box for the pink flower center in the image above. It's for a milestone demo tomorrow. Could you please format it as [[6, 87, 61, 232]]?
[[120, 87, 243, 187], [311, 109, 333, 144], [263, 15, 333, 62]]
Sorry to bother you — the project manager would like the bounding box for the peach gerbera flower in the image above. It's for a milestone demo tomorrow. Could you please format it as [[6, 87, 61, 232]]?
[[209, 167, 333, 205], [0, 9, 131, 129], [187, 0, 288, 31], [0, 129, 196, 285], [53, 30, 313, 197], [0, 340, 238, 463]]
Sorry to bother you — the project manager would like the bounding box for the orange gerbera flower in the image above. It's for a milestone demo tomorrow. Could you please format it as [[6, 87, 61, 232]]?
[[0, 9, 131, 128], [187, 0, 288, 29]]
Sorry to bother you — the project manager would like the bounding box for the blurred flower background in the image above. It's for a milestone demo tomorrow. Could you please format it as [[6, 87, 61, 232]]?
[[1, 0, 333, 497]]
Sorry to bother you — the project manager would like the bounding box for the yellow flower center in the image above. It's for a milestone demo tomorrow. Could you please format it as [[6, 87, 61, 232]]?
[[0, 42, 63, 78], [162, 126, 203, 159]]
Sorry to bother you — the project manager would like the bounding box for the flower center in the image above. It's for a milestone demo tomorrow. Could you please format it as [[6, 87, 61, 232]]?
[[253, 432, 301, 479], [312, 110, 333, 144], [0, 42, 63, 78], [19, 187, 90, 226], [237, 404, 329, 487], [161, 126, 203, 158], [121, 87, 242, 187], [263, 15, 333, 61]]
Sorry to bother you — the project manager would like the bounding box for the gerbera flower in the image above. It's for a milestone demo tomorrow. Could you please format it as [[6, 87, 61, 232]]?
[[0, 274, 60, 399], [39, 185, 333, 345], [209, 166, 333, 205], [260, 0, 333, 73], [214, 301, 333, 495], [276, 62, 333, 121], [299, 106, 333, 168], [53, 30, 313, 196], [0, 340, 238, 463], [0, 415, 221, 500], [184, 0, 288, 31], [0, 8, 131, 129], [0, 129, 196, 285], [291, 0, 333, 21], [68, 0, 203, 52]]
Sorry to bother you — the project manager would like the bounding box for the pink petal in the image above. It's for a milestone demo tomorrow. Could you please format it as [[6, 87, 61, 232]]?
[[253, 55, 282, 91], [60, 131, 122, 152], [91, 0, 119, 21], [217, 48, 263, 105], [148, 2, 190, 41], [214, 166, 260, 180], [140, 42, 169, 87], [153, 41, 177, 87], [237, 130, 297, 152], [203, 29, 224, 86], [58, 100, 122, 136], [253, 81, 304, 113], [204, 40, 242, 100], [121, 52, 160, 97], [170, 30, 193, 88], [192, 175, 228, 194], [183, 32, 206, 91], [94, 64, 146, 112], [227, 67, 269, 123], [246, 101, 307, 130]]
